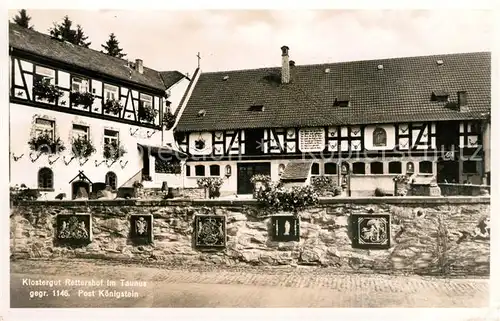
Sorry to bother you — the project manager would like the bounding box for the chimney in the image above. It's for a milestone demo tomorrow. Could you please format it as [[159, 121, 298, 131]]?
[[135, 59, 144, 74], [289, 60, 296, 82], [281, 45, 290, 84], [458, 91, 469, 112]]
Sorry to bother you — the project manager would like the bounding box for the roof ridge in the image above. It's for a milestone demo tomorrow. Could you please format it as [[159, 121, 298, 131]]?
[[9, 22, 161, 74], [200, 51, 491, 75]]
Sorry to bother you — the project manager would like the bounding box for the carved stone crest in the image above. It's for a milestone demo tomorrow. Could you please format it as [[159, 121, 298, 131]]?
[[194, 215, 226, 248], [351, 214, 391, 249], [55, 214, 92, 246], [130, 214, 153, 244]]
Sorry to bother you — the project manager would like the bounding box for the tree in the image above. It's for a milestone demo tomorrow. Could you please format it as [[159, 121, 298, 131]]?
[[12, 9, 33, 29], [101, 33, 127, 59], [48, 15, 91, 48]]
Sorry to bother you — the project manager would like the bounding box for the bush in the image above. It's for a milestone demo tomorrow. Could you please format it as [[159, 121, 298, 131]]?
[[256, 182, 319, 214], [311, 176, 337, 195], [71, 136, 96, 158], [28, 133, 65, 154], [70, 91, 95, 108], [103, 141, 126, 161], [374, 188, 386, 197], [163, 111, 176, 130], [10, 184, 40, 202]]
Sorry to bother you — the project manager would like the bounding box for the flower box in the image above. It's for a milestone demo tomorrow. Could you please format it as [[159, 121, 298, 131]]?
[[138, 105, 158, 123], [33, 80, 63, 103], [163, 111, 176, 130], [103, 141, 126, 161], [28, 134, 65, 155], [70, 91, 95, 109], [103, 99, 123, 115], [72, 136, 96, 159]]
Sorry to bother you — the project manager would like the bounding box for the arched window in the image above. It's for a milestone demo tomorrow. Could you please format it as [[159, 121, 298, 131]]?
[[324, 163, 337, 175], [311, 163, 320, 175], [352, 162, 365, 174], [388, 161, 402, 174], [370, 162, 384, 174], [195, 165, 205, 176], [419, 161, 433, 174], [38, 167, 53, 189], [105, 171, 117, 190], [210, 165, 220, 176], [373, 127, 387, 147]]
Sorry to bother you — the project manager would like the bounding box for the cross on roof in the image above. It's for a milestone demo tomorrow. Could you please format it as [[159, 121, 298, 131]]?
[[197, 52, 201, 68]]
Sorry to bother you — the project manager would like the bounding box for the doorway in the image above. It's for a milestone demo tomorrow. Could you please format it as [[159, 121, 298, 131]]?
[[72, 180, 91, 199], [237, 162, 271, 194], [437, 159, 459, 183]]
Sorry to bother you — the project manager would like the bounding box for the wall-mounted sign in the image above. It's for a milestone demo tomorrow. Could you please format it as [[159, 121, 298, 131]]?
[[130, 214, 153, 244], [271, 215, 300, 242], [351, 214, 391, 249], [55, 214, 92, 246], [298, 128, 325, 152], [194, 215, 226, 249]]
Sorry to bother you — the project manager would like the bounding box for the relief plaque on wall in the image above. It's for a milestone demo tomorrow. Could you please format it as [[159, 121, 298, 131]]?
[[351, 214, 391, 249], [130, 214, 153, 244], [194, 215, 226, 249], [271, 215, 300, 242], [55, 214, 92, 246]]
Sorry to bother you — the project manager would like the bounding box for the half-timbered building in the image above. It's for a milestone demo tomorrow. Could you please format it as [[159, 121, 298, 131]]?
[[174, 46, 491, 196], [9, 23, 190, 199]]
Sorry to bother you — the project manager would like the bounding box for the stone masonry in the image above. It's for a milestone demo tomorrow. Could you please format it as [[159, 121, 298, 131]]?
[[10, 197, 490, 276]]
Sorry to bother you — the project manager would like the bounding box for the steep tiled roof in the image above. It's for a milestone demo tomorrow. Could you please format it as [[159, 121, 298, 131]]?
[[280, 162, 312, 181], [176, 51, 490, 132], [9, 23, 186, 92]]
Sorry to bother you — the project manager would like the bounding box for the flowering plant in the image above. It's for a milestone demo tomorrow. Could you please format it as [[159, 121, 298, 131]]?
[[70, 91, 95, 108], [393, 174, 411, 184], [71, 136, 96, 158], [138, 105, 158, 123], [250, 174, 271, 184], [197, 177, 224, 189], [28, 133, 66, 155], [256, 182, 319, 214], [10, 184, 40, 202], [103, 99, 123, 115], [163, 111, 176, 130], [103, 141, 126, 161], [33, 80, 63, 103]]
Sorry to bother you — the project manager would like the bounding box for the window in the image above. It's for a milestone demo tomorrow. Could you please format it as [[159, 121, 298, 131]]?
[[38, 167, 53, 189], [34, 118, 55, 140], [71, 77, 89, 93], [419, 161, 433, 174], [248, 105, 264, 112], [352, 162, 365, 174], [324, 163, 337, 175], [195, 165, 205, 176], [463, 161, 478, 174], [373, 127, 387, 147], [186, 165, 191, 177], [389, 161, 402, 174], [103, 84, 119, 101], [72, 124, 89, 140], [34, 66, 55, 85], [104, 129, 119, 146], [311, 163, 320, 175], [139, 93, 153, 109], [210, 165, 220, 176], [105, 172, 117, 190], [370, 162, 384, 174]]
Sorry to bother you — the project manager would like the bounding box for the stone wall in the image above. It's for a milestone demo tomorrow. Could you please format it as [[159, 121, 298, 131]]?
[[10, 197, 490, 276]]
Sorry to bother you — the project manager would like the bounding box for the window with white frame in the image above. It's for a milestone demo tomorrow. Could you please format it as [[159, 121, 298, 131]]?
[[34, 118, 55, 140], [104, 129, 119, 146], [71, 77, 89, 93], [34, 66, 55, 85], [72, 124, 89, 140], [139, 93, 153, 109], [103, 84, 119, 101]]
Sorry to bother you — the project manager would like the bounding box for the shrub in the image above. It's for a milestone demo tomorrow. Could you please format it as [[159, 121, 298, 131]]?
[[311, 175, 337, 195], [132, 181, 143, 188], [250, 174, 271, 184], [197, 177, 224, 190], [256, 182, 319, 214], [10, 184, 40, 202], [374, 188, 386, 197]]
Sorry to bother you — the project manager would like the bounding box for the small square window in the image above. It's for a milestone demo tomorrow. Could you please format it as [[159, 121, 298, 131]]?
[[210, 165, 220, 176], [324, 163, 337, 175], [195, 165, 205, 176]]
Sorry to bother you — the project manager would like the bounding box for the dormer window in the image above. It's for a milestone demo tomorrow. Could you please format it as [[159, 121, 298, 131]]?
[[431, 90, 449, 102], [248, 105, 264, 112], [333, 95, 350, 107]]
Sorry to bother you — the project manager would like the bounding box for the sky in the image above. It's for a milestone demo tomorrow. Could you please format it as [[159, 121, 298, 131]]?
[[7, 9, 493, 76]]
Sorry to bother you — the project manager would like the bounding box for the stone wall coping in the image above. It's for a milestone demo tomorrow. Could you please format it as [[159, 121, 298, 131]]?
[[13, 196, 490, 207]]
